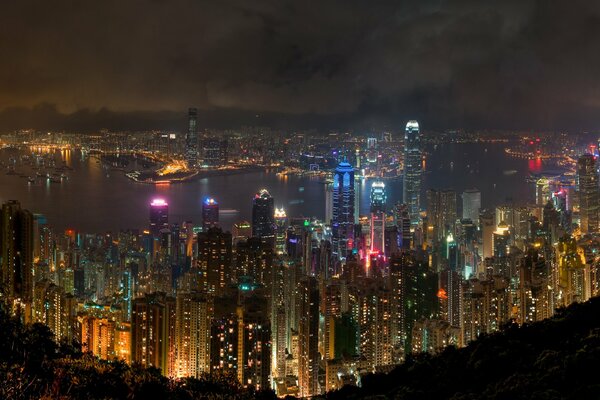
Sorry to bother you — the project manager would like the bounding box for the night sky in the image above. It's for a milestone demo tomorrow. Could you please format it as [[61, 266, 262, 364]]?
[[1, 0, 599, 131]]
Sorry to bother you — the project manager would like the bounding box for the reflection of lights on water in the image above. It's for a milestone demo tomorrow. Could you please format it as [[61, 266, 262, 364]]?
[[528, 158, 542, 173]]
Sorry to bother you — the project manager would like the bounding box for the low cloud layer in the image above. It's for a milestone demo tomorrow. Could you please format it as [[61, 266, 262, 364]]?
[[1, 1, 600, 131]]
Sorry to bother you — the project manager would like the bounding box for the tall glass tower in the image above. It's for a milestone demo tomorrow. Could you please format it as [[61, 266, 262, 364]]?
[[149, 198, 169, 238], [577, 154, 599, 233], [202, 197, 219, 230], [186, 108, 198, 169], [370, 181, 386, 253], [332, 161, 355, 260], [403, 120, 422, 224], [252, 189, 275, 240]]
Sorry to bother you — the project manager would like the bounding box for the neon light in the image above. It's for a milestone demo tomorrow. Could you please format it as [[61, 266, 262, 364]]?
[[151, 198, 167, 206]]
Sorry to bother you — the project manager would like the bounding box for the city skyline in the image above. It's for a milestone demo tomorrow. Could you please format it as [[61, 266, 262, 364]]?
[[2, 2, 600, 399]]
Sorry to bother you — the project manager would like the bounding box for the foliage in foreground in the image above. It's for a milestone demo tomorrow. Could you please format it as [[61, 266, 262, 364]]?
[[322, 297, 600, 400], [0, 306, 275, 400]]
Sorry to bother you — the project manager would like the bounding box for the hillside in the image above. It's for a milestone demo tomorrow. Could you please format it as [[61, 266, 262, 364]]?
[[321, 298, 600, 400]]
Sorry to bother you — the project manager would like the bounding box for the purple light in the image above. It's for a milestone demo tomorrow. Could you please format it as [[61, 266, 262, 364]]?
[[151, 198, 168, 206]]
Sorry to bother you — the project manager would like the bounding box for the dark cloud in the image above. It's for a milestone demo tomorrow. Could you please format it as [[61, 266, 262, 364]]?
[[1, 0, 599, 131]]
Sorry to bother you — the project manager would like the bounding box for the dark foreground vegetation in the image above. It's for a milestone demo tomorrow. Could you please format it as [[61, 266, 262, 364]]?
[[3, 298, 600, 399], [0, 305, 275, 399], [323, 297, 600, 400]]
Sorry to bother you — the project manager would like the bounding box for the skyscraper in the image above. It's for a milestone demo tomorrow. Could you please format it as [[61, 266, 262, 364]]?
[[332, 161, 355, 260], [274, 207, 287, 255], [252, 189, 275, 241], [427, 189, 457, 242], [1, 200, 34, 307], [202, 197, 219, 230], [297, 276, 320, 397], [131, 292, 177, 377], [462, 188, 481, 225], [577, 154, 599, 234], [197, 227, 232, 295], [149, 198, 169, 238], [175, 291, 212, 378], [186, 108, 198, 169], [403, 120, 422, 224], [370, 181, 386, 253]]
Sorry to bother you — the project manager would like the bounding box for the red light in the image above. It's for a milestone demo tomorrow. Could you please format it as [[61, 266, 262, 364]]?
[[437, 288, 448, 300], [529, 141, 534, 145]]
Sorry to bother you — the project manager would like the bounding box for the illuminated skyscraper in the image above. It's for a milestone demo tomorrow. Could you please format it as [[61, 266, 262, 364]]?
[[462, 188, 481, 225], [274, 207, 287, 255], [175, 291, 212, 378], [131, 292, 177, 377], [427, 189, 457, 243], [197, 227, 232, 295], [186, 108, 198, 168], [403, 120, 422, 224], [252, 189, 275, 242], [577, 154, 599, 233], [1, 200, 34, 309], [149, 198, 169, 238], [297, 277, 320, 397], [370, 181, 386, 253], [202, 197, 219, 230], [332, 161, 355, 260]]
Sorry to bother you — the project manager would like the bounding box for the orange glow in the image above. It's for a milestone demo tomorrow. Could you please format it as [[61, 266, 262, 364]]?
[[437, 288, 448, 300]]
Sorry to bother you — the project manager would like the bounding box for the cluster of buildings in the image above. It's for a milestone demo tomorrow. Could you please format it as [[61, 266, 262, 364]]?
[[2, 121, 600, 397]]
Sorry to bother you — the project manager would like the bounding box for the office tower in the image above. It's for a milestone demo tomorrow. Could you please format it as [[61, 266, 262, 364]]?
[[370, 181, 387, 254], [493, 223, 510, 258], [202, 197, 219, 230], [1, 200, 34, 310], [186, 107, 198, 168], [197, 227, 232, 295], [232, 221, 252, 245], [274, 207, 287, 255], [480, 211, 495, 260], [536, 178, 551, 207], [175, 292, 212, 378], [403, 120, 422, 224], [462, 188, 481, 225], [235, 237, 274, 286], [332, 161, 355, 260], [325, 183, 334, 224], [131, 293, 177, 377], [577, 154, 599, 233], [252, 189, 275, 241], [149, 198, 169, 238], [297, 277, 320, 397], [394, 203, 412, 249], [427, 189, 458, 243], [201, 138, 228, 166]]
